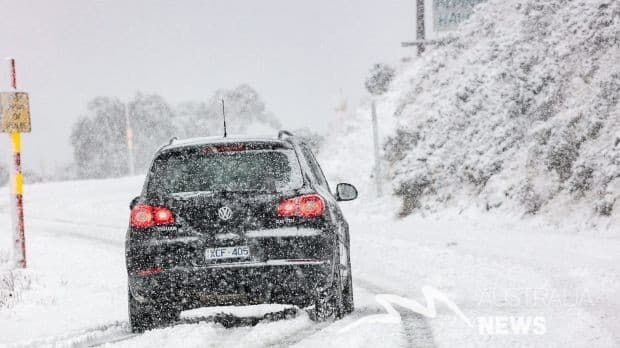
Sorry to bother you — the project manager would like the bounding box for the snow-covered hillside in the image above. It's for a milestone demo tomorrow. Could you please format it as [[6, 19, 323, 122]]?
[[332, 0, 619, 232]]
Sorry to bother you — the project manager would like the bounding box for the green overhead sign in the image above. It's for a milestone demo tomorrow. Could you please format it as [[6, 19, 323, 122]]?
[[433, 0, 486, 32]]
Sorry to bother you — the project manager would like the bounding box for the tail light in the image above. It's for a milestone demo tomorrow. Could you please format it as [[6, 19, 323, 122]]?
[[136, 267, 164, 276], [278, 194, 325, 218], [130, 205, 175, 229]]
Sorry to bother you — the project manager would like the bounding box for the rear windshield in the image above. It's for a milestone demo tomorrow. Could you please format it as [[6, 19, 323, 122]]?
[[147, 148, 303, 195]]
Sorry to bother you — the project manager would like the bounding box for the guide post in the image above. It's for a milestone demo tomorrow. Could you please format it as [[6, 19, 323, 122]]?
[[1, 58, 31, 269]]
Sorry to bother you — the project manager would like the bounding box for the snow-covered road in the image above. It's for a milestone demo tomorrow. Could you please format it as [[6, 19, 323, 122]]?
[[1, 177, 618, 347]]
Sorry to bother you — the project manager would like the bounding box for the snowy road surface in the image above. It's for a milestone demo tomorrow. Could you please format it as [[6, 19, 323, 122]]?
[[1, 177, 619, 347]]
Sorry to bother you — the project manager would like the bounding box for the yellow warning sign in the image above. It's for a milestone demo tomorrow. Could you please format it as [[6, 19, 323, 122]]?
[[0, 92, 31, 133]]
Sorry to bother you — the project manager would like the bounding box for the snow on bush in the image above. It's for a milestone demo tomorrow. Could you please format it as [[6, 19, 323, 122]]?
[[0, 270, 32, 310], [380, 0, 619, 227]]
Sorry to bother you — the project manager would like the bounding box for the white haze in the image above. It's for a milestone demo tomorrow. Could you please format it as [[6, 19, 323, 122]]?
[[0, 0, 413, 173]]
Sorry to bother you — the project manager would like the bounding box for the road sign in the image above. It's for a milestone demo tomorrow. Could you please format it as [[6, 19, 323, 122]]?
[[433, 0, 486, 32], [0, 92, 31, 133]]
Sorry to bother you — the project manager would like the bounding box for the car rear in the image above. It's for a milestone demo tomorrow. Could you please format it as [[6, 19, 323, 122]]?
[[125, 139, 339, 330]]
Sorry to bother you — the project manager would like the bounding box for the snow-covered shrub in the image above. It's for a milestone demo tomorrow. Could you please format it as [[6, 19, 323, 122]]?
[[384, 129, 420, 164], [0, 270, 31, 310], [518, 183, 543, 214], [395, 174, 432, 216]]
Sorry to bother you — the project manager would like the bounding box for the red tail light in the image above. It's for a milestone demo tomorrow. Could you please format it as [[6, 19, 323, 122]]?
[[278, 194, 325, 218], [136, 267, 164, 276], [130, 205, 175, 229], [299, 195, 325, 217], [153, 207, 175, 225]]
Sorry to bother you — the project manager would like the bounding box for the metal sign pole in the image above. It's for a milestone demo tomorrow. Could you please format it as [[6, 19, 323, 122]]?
[[124, 102, 135, 176], [371, 99, 383, 197], [6, 58, 26, 268]]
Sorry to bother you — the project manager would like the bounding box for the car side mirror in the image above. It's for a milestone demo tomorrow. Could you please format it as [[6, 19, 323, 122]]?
[[336, 183, 358, 201], [130, 196, 140, 209]]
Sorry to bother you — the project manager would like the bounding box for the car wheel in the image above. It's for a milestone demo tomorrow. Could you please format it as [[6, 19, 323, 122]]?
[[312, 264, 344, 321], [128, 288, 179, 333], [342, 254, 354, 314]]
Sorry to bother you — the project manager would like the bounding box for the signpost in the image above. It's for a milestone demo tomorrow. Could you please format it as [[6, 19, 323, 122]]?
[[365, 64, 395, 197], [416, 0, 425, 55], [0, 58, 30, 269]]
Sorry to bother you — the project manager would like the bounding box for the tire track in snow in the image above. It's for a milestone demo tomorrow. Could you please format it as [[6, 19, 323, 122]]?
[[264, 319, 333, 347], [269, 279, 438, 347], [266, 305, 401, 347], [26, 216, 123, 247], [88, 332, 139, 347], [354, 278, 437, 348], [8, 321, 132, 348]]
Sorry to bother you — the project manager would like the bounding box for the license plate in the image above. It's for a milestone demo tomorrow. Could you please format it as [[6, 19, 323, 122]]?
[[205, 246, 250, 260]]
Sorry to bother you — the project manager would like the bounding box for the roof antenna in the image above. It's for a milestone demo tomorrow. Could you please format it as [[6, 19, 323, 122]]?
[[221, 98, 227, 137]]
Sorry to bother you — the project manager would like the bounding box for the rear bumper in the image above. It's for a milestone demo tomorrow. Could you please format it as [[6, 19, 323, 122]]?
[[128, 259, 331, 310]]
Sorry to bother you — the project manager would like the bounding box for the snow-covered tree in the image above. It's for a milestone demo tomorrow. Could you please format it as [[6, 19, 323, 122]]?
[[176, 84, 281, 137], [70, 85, 281, 179], [128, 93, 177, 171], [70, 97, 128, 178]]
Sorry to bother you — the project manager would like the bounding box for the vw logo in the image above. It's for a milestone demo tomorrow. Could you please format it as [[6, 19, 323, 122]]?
[[217, 206, 233, 221]]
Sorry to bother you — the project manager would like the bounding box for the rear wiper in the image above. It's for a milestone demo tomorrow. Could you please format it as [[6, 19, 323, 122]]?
[[170, 191, 215, 199], [221, 189, 269, 193]]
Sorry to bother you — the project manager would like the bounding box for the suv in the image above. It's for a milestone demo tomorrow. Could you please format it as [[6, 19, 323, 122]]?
[[125, 131, 358, 332]]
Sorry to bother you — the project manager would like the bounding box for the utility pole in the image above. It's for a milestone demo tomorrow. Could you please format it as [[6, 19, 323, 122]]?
[[416, 0, 426, 55], [124, 102, 135, 176]]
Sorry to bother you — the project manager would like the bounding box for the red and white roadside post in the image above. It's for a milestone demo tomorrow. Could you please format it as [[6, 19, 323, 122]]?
[[1, 58, 31, 269]]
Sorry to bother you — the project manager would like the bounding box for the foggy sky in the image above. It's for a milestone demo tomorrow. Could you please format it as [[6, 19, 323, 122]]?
[[0, 0, 413, 173]]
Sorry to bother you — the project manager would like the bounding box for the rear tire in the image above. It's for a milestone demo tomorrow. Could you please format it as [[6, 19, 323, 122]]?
[[342, 229, 354, 314], [342, 263, 354, 314], [312, 265, 345, 321], [128, 288, 179, 333]]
